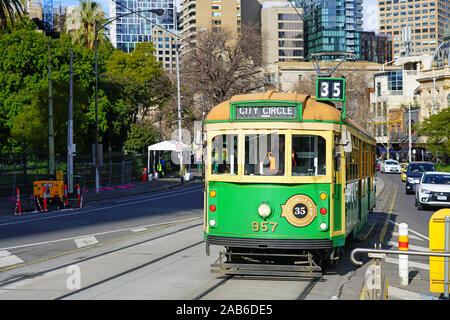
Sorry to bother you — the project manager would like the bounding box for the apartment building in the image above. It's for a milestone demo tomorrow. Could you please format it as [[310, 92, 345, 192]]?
[[261, 2, 304, 65], [179, 0, 242, 49], [378, 0, 450, 59]]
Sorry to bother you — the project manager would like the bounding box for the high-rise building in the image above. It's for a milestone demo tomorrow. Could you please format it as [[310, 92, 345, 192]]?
[[261, 2, 304, 64], [377, 0, 450, 59], [303, 0, 364, 60], [109, 0, 175, 53], [179, 0, 242, 49]]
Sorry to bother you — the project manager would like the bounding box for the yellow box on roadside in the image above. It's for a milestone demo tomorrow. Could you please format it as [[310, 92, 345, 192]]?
[[429, 208, 450, 293], [33, 181, 64, 200]]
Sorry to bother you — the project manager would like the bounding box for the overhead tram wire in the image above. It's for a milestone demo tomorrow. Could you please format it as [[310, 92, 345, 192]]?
[[108, 0, 237, 69]]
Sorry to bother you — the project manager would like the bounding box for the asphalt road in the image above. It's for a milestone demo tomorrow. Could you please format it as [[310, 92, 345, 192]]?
[[0, 175, 446, 301]]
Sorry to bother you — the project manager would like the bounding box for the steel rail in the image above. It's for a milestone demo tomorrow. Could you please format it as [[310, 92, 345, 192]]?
[[351, 248, 450, 266]]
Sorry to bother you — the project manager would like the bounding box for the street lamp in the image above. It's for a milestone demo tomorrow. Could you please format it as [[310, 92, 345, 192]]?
[[32, 18, 60, 179], [93, 9, 164, 197]]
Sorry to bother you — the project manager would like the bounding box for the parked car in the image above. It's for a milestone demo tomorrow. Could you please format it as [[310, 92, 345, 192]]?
[[401, 163, 409, 182], [380, 160, 401, 173], [415, 172, 450, 210], [405, 162, 436, 194]]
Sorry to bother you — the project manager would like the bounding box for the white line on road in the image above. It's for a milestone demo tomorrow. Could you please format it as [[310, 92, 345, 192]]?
[[0, 187, 202, 228], [0, 216, 201, 252], [0, 250, 24, 268], [387, 219, 429, 241], [388, 241, 429, 252], [388, 286, 438, 300], [385, 256, 430, 271]]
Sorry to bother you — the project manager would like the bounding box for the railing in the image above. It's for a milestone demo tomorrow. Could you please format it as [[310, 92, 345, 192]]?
[[351, 247, 450, 300]]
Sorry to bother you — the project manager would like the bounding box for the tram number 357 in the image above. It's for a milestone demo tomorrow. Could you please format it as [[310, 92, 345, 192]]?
[[251, 221, 278, 232], [316, 78, 345, 101]]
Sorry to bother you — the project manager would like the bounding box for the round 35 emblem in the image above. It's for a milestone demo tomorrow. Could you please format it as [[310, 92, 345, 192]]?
[[281, 194, 317, 227]]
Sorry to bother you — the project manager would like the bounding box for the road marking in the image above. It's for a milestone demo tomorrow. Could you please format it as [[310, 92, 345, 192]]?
[[388, 286, 437, 300], [0, 250, 24, 268], [388, 241, 429, 252], [0, 187, 202, 228], [385, 256, 430, 271], [74, 236, 98, 248], [130, 227, 147, 233], [391, 231, 426, 241], [0, 217, 203, 272], [0, 216, 202, 252], [378, 184, 398, 244]]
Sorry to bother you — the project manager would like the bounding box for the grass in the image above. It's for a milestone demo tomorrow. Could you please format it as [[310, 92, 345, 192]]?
[[436, 163, 450, 172]]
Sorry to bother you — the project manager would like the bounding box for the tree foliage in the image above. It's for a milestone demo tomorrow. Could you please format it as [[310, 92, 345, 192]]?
[[0, 0, 24, 30], [416, 107, 450, 159], [181, 23, 266, 113], [67, 0, 106, 50], [0, 18, 174, 155]]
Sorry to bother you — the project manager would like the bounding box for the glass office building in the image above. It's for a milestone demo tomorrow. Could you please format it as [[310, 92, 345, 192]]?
[[110, 0, 175, 53], [302, 0, 364, 60]]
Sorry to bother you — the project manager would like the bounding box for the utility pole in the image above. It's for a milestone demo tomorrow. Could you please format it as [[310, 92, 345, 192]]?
[[174, 6, 184, 184], [47, 35, 55, 178], [68, 49, 74, 193], [408, 103, 412, 163], [32, 18, 59, 179]]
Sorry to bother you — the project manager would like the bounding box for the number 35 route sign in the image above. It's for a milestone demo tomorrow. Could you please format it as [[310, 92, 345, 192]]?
[[316, 77, 346, 102]]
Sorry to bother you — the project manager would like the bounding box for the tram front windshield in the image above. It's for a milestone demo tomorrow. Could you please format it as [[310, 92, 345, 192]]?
[[210, 133, 326, 177]]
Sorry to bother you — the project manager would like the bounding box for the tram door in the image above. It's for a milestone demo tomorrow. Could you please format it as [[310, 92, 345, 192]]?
[[333, 132, 344, 233]]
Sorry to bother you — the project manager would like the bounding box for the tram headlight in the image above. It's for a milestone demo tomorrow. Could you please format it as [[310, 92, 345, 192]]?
[[320, 223, 327, 230], [258, 203, 272, 219], [209, 219, 216, 227]]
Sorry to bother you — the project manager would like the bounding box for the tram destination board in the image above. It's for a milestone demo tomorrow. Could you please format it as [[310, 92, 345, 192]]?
[[234, 105, 298, 121], [316, 77, 346, 102]]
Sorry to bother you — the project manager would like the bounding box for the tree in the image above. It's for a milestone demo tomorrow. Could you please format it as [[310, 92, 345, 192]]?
[[0, 0, 24, 30], [181, 23, 266, 114], [416, 107, 450, 159], [105, 42, 173, 123], [123, 121, 160, 154], [67, 0, 106, 50]]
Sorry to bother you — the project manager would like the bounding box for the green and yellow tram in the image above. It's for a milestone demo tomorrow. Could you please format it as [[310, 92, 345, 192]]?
[[203, 90, 376, 276]]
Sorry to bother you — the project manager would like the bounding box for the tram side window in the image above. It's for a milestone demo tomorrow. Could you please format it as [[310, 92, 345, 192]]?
[[244, 134, 285, 176], [211, 134, 238, 175], [292, 135, 326, 176]]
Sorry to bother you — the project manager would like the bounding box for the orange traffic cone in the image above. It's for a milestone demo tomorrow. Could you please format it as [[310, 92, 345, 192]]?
[[77, 184, 81, 208], [43, 186, 48, 212], [13, 187, 22, 215], [64, 184, 69, 208]]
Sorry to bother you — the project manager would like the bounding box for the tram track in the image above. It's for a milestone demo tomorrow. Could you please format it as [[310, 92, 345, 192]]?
[[0, 220, 203, 290], [55, 239, 205, 300], [193, 273, 323, 300]]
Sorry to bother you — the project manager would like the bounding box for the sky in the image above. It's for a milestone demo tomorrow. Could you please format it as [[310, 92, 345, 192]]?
[[53, 0, 378, 32]]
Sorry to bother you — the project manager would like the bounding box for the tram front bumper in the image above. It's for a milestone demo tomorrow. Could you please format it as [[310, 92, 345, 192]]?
[[206, 235, 333, 250]]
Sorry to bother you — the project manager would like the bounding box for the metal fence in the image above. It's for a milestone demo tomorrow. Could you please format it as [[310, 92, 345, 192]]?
[[0, 151, 175, 200]]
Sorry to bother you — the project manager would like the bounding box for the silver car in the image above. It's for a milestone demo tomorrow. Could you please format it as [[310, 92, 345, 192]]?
[[415, 172, 450, 210]]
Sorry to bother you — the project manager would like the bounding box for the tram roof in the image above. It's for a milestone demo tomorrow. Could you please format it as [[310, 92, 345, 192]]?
[[204, 90, 372, 140]]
